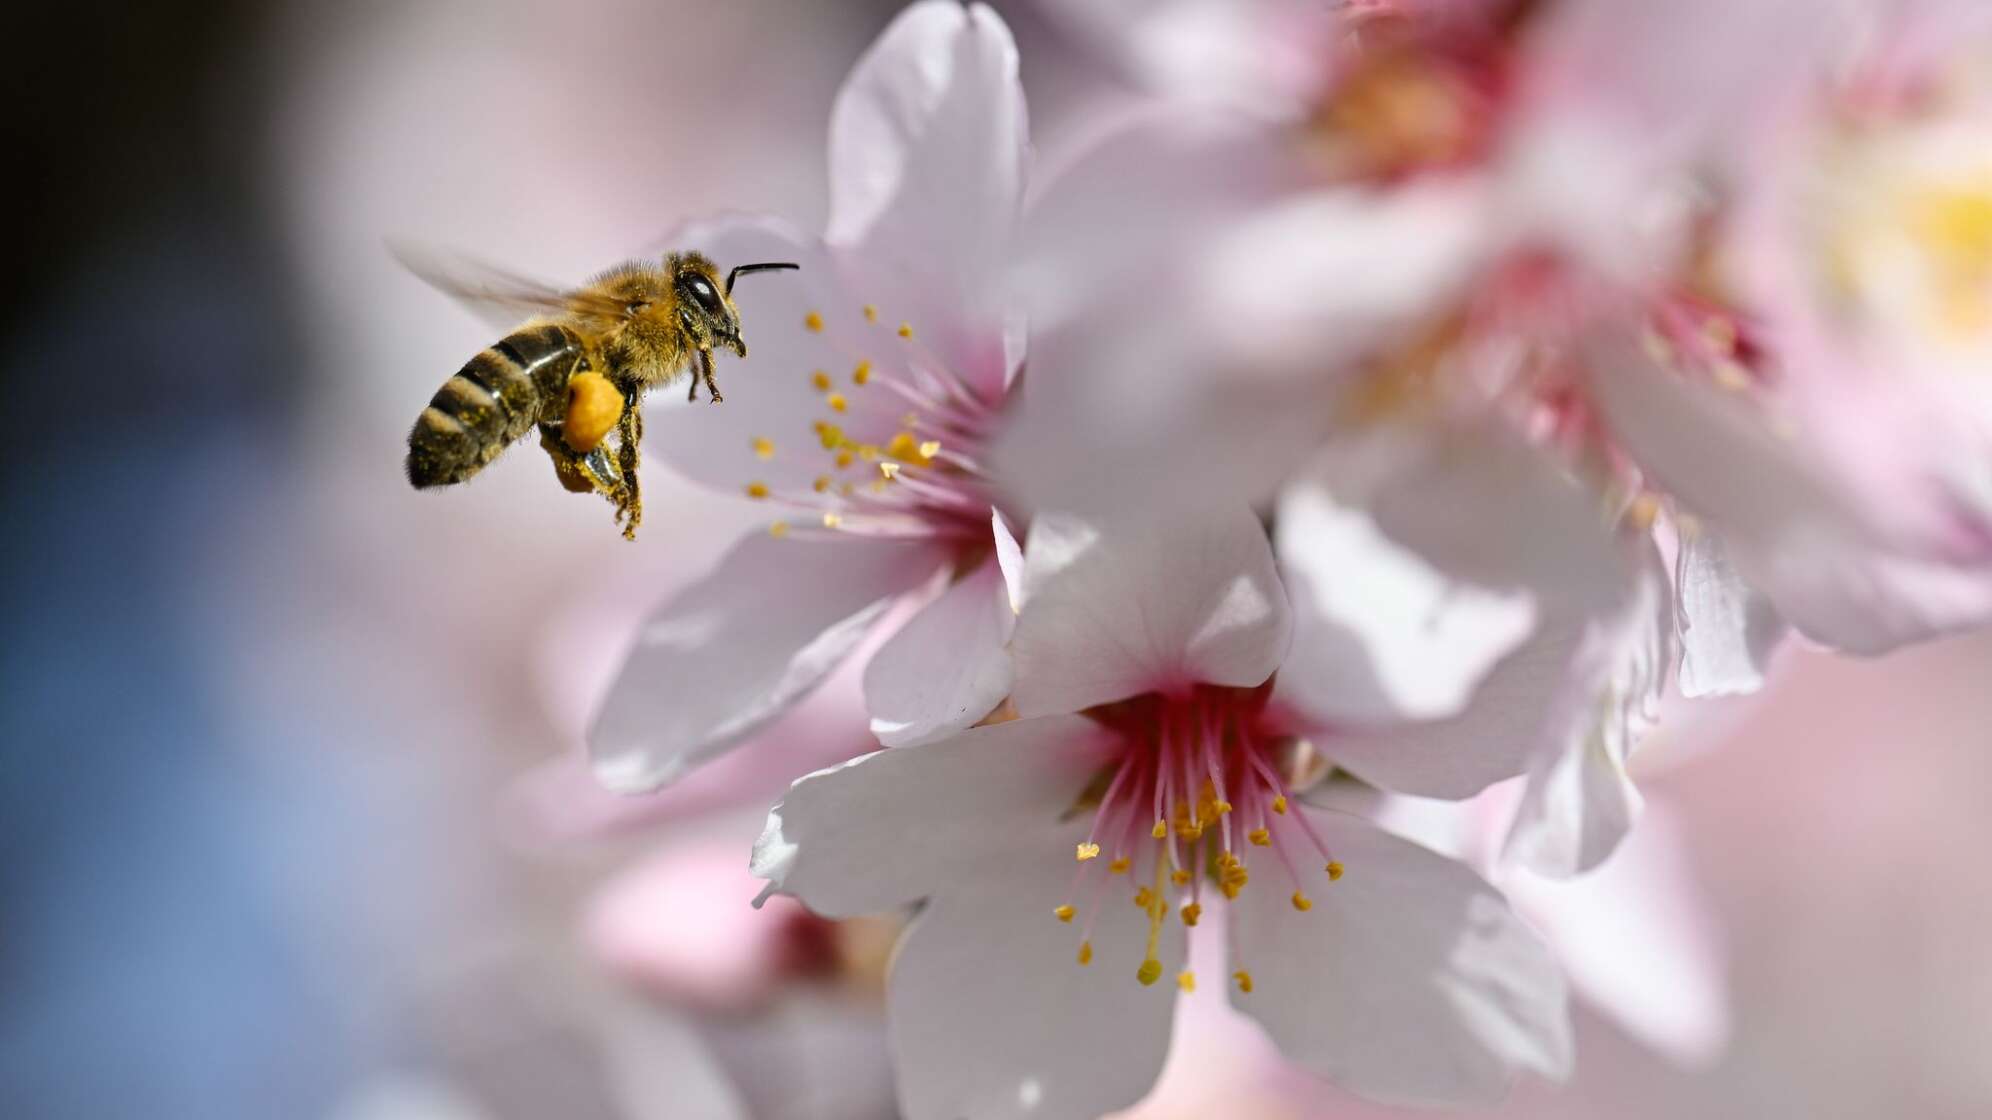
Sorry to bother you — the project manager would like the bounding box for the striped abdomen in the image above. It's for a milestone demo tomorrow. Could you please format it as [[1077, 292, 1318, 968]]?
[[406, 323, 584, 488]]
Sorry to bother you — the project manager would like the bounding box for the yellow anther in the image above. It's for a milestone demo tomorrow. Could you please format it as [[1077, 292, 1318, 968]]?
[[1291, 891, 1313, 912], [811, 370, 833, 392], [835, 450, 855, 469], [1234, 970, 1254, 994], [1136, 958, 1162, 986], [1151, 820, 1168, 840], [822, 512, 843, 528], [1133, 886, 1154, 911], [1077, 940, 1093, 966], [1271, 795, 1288, 815], [1107, 857, 1130, 874], [1176, 970, 1196, 993], [885, 431, 925, 463], [827, 393, 849, 413], [1326, 861, 1345, 881], [918, 440, 942, 459], [863, 304, 879, 323], [839, 482, 856, 497], [812, 475, 832, 493], [897, 322, 914, 339], [752, 436, 775, 460], [857, 444, 880, 461], [1212, 800, 1233, 816], [1171, 869, 1191, 887], [879, 462, 900, 480], [745, 482, 770, 500], [1076, 842, 1101, 862], [805, 311, 824, 333], [1054, 904, 1075, 923], [852, 361, 872, 385], [1248, 828, 1272, 847], [1181, 902, 1202, 927], [816, 423, 844, 450], [767, 520, 789, 539], [1178, 823, 1204, 842]]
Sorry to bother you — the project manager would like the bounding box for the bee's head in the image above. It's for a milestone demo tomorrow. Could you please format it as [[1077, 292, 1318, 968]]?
[[668, 252, 798, 359]]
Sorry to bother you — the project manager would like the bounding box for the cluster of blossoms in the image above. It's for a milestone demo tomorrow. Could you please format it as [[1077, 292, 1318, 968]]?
[[576, 1, 1992, 1116]]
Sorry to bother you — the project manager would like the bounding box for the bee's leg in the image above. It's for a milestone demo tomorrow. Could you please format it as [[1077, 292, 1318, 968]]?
[[613, 400, 644, 540], [698, 348, 723, 404], [687, 368, 699, 402]]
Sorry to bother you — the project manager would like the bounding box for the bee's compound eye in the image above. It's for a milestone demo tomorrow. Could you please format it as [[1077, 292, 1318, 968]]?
[[685, 275, 722, 315]]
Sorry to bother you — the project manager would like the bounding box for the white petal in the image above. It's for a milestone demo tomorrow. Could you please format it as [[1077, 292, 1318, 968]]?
[[752, 714, 1116, 918], [1504, 802, 1730, 1067], [865, 553, 1015, 747], [1676, 531, 1786, 698], [828, 1, 1025, 397], [1012, 510, 1291, 717], [1034, 0, 1334, 115], [1502, 554, 1674, 878], [889, 854, 1181, 1120], [1228, 812, 1572, 1107], [590, 531, 943, 793], [1275, 456, 1536, 728]]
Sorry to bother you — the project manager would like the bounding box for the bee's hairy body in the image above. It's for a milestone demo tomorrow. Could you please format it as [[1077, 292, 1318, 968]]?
[[401, 251, 795, 539]]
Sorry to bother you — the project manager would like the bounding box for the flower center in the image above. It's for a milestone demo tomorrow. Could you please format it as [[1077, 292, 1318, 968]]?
[[1301, 14, 1513, 184], [1055, 686, 1342, 993], [745, 301, 1004, 544]]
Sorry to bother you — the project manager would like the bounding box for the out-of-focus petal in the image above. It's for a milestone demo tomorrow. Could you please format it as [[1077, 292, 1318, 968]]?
[[889, 849, 1180, 1120], [1275, 454, 1536, 728], [752, 715, 1117, 918], [1228, 811, 1572, 1107], [827, 1, 1025, 397], [1505, 802, 1731, 1068], [1011, 510, 1291, 717], [590, 531, 944, 793], [1676, 531, 1786, 698], [1034, 0, 1335, 116], [865, 553, 1015, 747], [1590, 331, 1992, 654]]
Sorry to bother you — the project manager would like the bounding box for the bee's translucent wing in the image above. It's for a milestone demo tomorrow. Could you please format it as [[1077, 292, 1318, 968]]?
[[389, 241, 628, 330]]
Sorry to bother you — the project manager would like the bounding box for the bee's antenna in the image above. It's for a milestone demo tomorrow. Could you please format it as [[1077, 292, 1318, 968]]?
[[725, 261, 800, 295]]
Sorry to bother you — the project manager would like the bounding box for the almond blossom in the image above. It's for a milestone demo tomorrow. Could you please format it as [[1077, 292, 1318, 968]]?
[[753, 508, 1571, 1118], [589, 2, 1030, 792]]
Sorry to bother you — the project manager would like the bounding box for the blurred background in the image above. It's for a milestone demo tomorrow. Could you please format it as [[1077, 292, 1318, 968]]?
[[2, 2, 1989, 1118]]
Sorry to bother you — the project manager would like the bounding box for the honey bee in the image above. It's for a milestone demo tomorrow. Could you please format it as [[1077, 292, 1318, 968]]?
[[399, 246, 798, 539]]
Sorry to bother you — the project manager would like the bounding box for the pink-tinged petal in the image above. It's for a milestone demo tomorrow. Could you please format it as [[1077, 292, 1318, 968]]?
[[889, 853, 1181, 1120], [1011, 510, 1291, 717], [1676, 531, 1786, 698], [752, 715, 1117, 918], [1589, 332, 1992, 654], [1503, 554, 1674, 878], [1228, 811, 1572, 1107], [590, 531, 944, 793], [1275, 455, 1536, 728], [585, 838, 827, 1015], [1505, 802, 1731, 1068], [827, 1, 1025, 397], [864, 553, 1015, 747], [992, 508, 1024, 612]]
